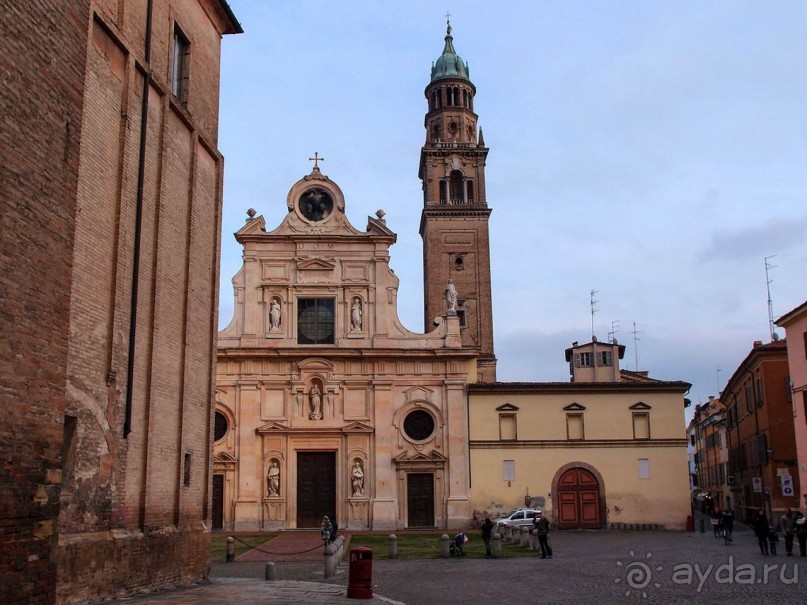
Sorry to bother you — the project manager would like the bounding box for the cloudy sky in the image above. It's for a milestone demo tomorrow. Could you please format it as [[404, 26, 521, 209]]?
[[217, 1, 807, 420]]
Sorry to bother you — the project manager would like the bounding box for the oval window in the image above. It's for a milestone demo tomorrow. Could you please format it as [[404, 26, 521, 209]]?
[[214, 411, 228, 442]]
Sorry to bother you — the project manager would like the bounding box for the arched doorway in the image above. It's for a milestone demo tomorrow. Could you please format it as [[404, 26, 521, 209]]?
[[556, 466, 603, 529]]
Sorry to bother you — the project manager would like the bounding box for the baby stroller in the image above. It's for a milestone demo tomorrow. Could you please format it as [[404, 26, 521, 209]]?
[[449, 532, 467, 557]]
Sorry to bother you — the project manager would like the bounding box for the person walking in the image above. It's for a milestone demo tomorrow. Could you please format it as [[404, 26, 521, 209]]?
[[320, 516, 333, 548], [711, 507, 722, 538], [767, 525, 779, 556], [752, 509, 770, 555], [481, 517, 494, 557], [779, 508, 796, 556], [795, 512, 807, 557], [532, 512, 553, 559], [720, 509, 734, 545]]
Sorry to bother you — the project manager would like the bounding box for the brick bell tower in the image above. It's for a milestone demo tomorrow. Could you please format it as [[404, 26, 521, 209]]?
[[419, 20, 496, 382]]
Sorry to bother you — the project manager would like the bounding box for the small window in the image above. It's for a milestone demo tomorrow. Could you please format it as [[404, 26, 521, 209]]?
[[171, 25, 190, 102], [503, 460, 515, 482], [297, 299, 335, 344], [576, 352, 592, 367], [183, 452, 192, 487], [499, 413, 517, 440], [599, 351, 612, 366], [566, 413, 584, 440], [803, 331, 807, 359], [633, 412, 650, 439], [456, 309, 467, 328], [638, 458, 650, 479]]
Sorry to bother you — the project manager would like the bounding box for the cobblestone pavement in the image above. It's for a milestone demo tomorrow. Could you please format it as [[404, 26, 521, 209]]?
[[94, 517, 807, 604]]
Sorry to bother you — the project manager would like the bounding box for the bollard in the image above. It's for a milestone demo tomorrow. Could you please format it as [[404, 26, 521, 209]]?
[[441, 534, 450, 558], [226, 536, 235, 563], [530, 528, 538, 552], [504, 525, 512, 542], [699, 519, 705, 533], [492, 532, 502, 559], [347, 547, 373, 599], [520, 526, 529, 547], [388, 534, 398, 559], [264, 562, 275, 581]]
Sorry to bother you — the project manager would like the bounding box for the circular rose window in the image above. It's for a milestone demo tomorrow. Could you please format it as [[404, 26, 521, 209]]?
[[403, 410, 435, 441], [214, 411, 228, 442]]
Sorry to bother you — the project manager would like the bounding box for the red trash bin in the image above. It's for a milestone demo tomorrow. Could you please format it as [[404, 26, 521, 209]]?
[[347, 546, 373, 599]]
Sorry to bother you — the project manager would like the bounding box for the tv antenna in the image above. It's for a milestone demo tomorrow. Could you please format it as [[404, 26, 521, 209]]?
[[590, 289, 599, 340], [608, 320, 620, 344], [631, 321, 641, 371], [764, 255, 777, 341], [716, 365, 722, 394]]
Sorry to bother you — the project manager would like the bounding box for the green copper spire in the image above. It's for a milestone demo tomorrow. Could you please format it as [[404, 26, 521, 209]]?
[[430, 19, 471, 83]]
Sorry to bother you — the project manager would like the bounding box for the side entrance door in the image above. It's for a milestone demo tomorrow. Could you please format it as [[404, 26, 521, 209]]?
[[407, 473, 435, 527], [297, 452, 336, 528], [557, 467, 602, 529], [212, 474, 224, 530]]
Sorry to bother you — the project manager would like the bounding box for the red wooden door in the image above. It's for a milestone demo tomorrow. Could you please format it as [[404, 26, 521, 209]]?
[[557, 468, 602, 529]]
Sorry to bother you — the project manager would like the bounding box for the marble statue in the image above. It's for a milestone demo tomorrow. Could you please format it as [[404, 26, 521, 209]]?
[[351, 299, 362, 331], [269, 300, 281, 331], [352, 460, 365, 496], [267, 461, 280, 496], [309, 384, 322, 419], [445, 279, 457, 313]]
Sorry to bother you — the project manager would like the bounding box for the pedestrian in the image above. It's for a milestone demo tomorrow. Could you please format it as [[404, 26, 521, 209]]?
[[778, 507, 795, 556], [481, 517, 494, 557], [752, 509, 769, 555], [320, 516, 333, 547], [767, 525, 779, 556], [795, 512, 807, 557], [330, 517, 339, 543], [711, 507, 722, 538], [720, 509, 734, 545], [532, 512, 553, 559]]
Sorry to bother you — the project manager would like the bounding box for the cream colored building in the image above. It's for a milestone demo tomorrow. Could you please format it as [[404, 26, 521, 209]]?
[[214, 166, 476, 531], [469, 340, 692, 530]]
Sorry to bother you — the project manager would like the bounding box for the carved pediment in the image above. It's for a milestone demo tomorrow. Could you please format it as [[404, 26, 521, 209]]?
[[213, 451, 236, 464], [563, 402, 586, 411], [495, 403, 519, 412], [256, 421, 290, 434], [298, 357, 335, 372], [235, 215, 267, 237], [393, 449, 447, 463], [629, 402, 652, 410], [297, 257, 336, 271], [342, 422, 374, 434], [403, 386, 434, 402]]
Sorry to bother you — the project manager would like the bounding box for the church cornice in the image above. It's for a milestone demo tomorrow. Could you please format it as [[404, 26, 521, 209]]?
[[468, 381, 691, 395]]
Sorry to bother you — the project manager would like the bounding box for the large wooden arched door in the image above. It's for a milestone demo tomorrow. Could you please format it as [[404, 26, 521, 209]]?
[[557, 467, 602, 529]]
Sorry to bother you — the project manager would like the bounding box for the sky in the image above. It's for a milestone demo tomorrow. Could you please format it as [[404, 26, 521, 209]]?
[[217, 1, 807, 421]]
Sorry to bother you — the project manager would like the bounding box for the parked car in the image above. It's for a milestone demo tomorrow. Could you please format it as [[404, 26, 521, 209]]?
[[495, 508, 541, 528]]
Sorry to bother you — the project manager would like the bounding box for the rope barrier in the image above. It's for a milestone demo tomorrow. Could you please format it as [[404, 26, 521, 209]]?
[[230, 534, 328, 556]]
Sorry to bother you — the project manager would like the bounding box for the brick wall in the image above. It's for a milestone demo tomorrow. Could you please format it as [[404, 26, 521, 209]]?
[[0, 2, 90, 603]]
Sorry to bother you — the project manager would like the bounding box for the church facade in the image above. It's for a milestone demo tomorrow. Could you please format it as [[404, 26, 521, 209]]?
[[214, 23, 692, 533]]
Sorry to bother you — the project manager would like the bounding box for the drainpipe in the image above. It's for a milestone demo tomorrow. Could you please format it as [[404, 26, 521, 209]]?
[[124, 0, 154, 437]]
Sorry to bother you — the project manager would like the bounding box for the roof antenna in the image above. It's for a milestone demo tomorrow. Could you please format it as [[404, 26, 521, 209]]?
[[608, 319, 620, 344], [631, 321, 641, 371], [716, 365, 722, 394], [765, 255, 778, 341], [590, 289, 599, 341]]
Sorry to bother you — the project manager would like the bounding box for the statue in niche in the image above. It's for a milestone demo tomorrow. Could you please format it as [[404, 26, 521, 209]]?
[[445, 279, 457, 313], [267, 461, 280, 496], [269, 299, 281, 331], [309, 384, 322, 420], [351, 298, 362, 331], [351, 460, 365, 497]]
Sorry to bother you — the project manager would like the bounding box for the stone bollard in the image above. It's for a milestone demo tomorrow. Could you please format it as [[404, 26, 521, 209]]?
[[492, 532, 502, 558], [520, 526, 530, 547], [504, 525, 513, 542], [388, 534, 398, 559], [441, 534, 450, 558], [264, 562, 275, 581], [530, 528, 538, 551], [226, 536, 234, 563]]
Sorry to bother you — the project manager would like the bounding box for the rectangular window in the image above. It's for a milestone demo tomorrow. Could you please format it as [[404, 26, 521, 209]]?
[[566, 413, 584, 440], [183, 452, 192, 487], [171, 25, 190, 102], [499, 414, 517, 440], [745, 385, 753, 412], [803, 331, 807, 359], [755, 376, 764, 406], [632, 412, 650, 439], [638, 458, 650, 479], [503, 460, 515, 482], [60, 415, 78, 488], [576, 352, 592, 367], [804, 392, 807, 425], [456, 309, 467, 328], [297, 299, 335, 344], [599, 350, 613, 366]]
